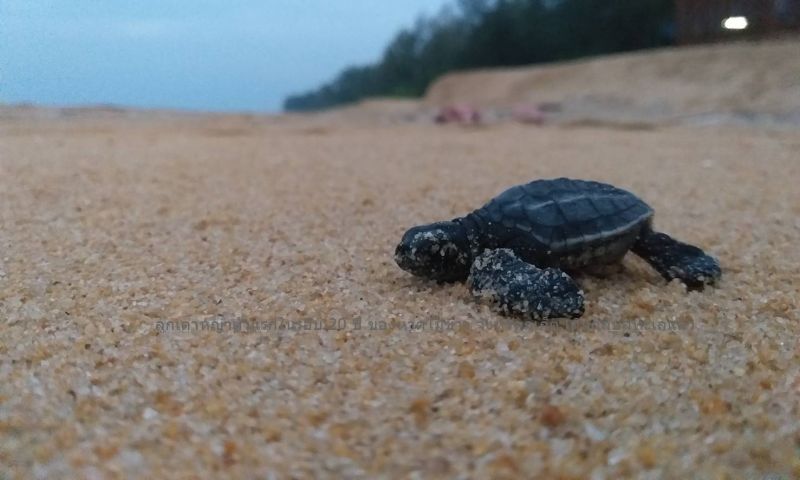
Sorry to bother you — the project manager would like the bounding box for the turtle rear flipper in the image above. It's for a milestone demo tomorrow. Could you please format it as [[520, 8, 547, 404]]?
[[632, 227, 721, 290], [468, 249, 585, 320]]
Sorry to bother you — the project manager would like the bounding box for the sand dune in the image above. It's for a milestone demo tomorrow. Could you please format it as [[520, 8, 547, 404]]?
[[424, 38, 800, 124]]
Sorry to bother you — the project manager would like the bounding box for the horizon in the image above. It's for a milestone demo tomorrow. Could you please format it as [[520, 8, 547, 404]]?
[[0, 0, 451, 113]]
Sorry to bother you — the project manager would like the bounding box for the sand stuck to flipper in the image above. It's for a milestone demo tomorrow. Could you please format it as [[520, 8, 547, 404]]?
[[468, 248, 585, 320]]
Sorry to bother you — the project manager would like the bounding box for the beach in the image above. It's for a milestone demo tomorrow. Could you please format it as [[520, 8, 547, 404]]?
[[1, 105, 798, 478]]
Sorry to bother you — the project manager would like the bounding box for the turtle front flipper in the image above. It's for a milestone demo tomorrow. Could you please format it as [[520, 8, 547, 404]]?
[[632, 227, 721, 290], [468, 249, 585, 320]]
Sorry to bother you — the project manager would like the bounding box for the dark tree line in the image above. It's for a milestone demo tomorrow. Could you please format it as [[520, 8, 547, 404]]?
[[284, 0, 675, 111]]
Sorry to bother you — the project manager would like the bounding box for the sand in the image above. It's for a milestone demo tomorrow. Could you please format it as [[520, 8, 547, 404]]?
[[1, 107, 798, 479], [424, 38, 800, 127]]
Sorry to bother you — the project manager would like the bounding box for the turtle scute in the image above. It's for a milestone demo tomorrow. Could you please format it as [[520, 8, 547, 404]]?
[[467, 249, 585, 320]]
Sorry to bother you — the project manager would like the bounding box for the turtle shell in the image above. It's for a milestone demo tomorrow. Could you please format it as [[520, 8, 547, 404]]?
[[479, 178, 654, 254]]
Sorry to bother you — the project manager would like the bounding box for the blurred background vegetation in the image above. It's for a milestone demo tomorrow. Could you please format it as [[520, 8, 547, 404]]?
[[284, 0, 674, 111]]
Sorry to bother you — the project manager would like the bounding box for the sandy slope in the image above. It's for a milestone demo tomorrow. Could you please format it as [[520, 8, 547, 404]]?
[[0, 108, 798, 478], [425, 38, 800, 123]]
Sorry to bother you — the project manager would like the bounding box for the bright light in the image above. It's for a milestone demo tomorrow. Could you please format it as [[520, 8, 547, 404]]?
[[722, 16, 749, 30]]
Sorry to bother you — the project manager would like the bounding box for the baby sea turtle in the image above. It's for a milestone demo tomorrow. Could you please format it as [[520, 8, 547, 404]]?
[[395, 178, 721, 320]]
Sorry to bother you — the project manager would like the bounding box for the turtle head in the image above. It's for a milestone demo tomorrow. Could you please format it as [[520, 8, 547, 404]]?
[[395, 221, 471, 282]]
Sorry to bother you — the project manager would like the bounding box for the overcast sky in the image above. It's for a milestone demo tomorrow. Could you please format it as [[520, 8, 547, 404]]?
[[0, 0, 452, 112]]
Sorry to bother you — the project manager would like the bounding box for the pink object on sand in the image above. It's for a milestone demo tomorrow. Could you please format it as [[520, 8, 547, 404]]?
[[435, 104, 481, 125], [512, 104, 545, 125]]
